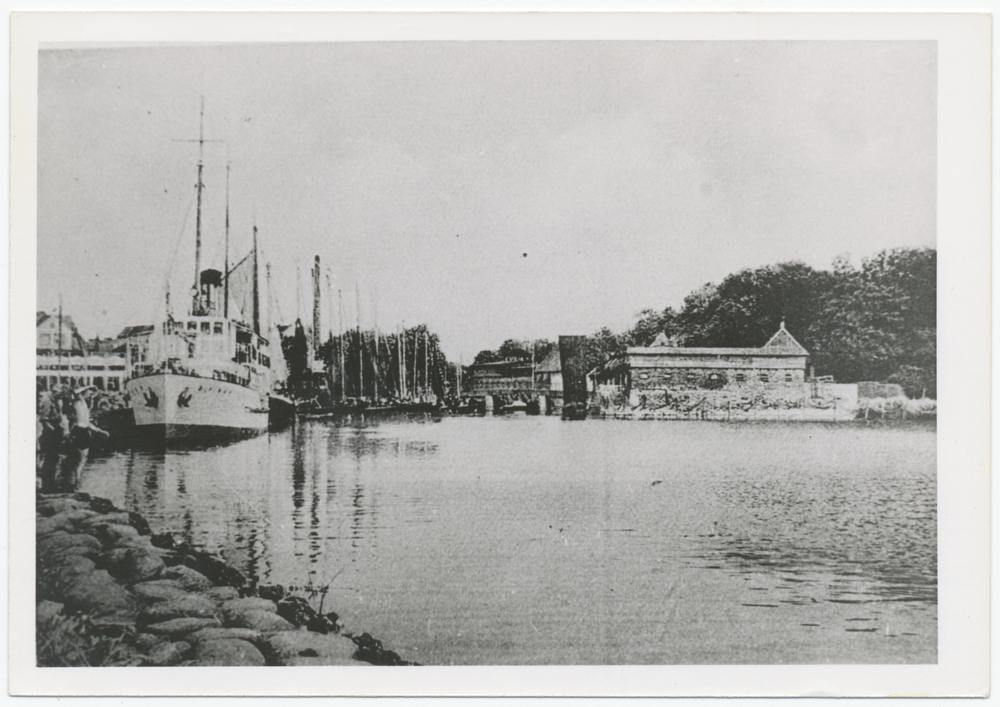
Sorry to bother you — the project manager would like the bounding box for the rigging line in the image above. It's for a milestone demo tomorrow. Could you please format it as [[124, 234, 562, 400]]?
[[270, 267, 285, 326], [165, 187, 198, 283], [224, 252, 252, 278], [150, 186, 198, 324]]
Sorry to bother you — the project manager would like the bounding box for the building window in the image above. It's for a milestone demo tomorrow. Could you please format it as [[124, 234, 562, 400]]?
[[759, 373, 769, 383], [214, 322, 224, 335], [187, 321, 197, 331], [735, 373, 746, 383], [638, 372, 649, 380], [785, 373, 793, 383], [686, 372, 698, 384], [201, 321, 211, 334]]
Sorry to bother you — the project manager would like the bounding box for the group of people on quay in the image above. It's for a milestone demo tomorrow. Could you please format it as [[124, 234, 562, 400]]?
[[35, 385, 116, 493]]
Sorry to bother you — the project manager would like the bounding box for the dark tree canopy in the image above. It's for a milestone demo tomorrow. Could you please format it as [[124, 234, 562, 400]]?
[[580, 247, 936, 397]]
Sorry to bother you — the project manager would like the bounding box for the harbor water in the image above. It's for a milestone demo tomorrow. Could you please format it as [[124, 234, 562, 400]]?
[[78, 415, 936, 665]]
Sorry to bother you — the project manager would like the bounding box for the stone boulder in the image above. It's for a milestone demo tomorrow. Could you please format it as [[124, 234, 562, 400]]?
[[185, 627, 263, 646], [262, 630, 360, 666], [226, 609, 295, 633], [140, 594, 220, 623], [145, 641, 191, 667], [161, 565, 213, 592], [221, 597, 277, 617], [38, 531, 103, 557], [201, 586, 240, 602], [40, 554, 97, 598], [36, 497, 89, 517], [79, 512, 132, 529], [94, 522, 143, 547], [131, 580, 191, 603], [144, 617, 222, 639], [61, 569, 140, 623], [47, 543, 103, 564], [192, 639, 265, 667], [134, 632, 167, 653], [36, 509, 96, 536], [107, 547, 165, 584]]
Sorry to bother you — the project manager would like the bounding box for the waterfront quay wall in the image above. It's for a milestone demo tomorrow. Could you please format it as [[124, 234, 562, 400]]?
[[594, 382, 859, 422], [36, 492, 415, 667]]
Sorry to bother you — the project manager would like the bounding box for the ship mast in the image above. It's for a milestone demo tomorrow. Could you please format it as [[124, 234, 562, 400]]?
[[224, 160, 230, 318], [193, 97, 205, 316]]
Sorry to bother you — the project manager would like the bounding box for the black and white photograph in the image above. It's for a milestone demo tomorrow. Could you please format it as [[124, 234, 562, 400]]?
[[10, 11, 990, 698]]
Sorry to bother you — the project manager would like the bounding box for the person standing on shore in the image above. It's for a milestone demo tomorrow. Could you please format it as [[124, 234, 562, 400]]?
[[36, 386, 66, 493], [56, 386, 108, 492]]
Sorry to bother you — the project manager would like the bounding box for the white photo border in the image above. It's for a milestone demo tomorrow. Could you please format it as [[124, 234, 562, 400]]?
[[9, 11, 990, 698]]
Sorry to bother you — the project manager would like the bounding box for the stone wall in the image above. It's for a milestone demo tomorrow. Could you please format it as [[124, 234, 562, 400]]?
[[631, 366, 806, 393], [595, 381, 858, 421]]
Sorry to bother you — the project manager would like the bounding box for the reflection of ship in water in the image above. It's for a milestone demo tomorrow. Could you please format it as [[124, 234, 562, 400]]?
[[93, 419, 444, 589]]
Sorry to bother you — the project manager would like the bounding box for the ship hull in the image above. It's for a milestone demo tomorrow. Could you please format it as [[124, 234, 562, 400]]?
[[126, 372, 269, 441]]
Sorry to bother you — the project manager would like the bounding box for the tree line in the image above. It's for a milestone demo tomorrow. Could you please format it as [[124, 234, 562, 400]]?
[[472, 247, 935, 398]]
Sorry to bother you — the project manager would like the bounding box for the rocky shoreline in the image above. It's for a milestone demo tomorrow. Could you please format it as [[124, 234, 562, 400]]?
[[36, 492, 417, 667]]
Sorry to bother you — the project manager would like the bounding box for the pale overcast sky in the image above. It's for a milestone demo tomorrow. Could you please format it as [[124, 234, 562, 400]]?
[[37, 41, 935, 359]]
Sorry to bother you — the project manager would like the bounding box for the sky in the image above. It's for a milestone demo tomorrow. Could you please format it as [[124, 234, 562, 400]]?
[[36, 41, 936, 360]]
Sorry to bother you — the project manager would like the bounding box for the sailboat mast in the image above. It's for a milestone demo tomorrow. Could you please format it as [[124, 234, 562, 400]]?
[[371, 287, 380, 400], [397, 324, 404, 398], [411, 329, 417, 401], [224, 160, 230, 318], [193, 97, 205, 315], [252, 226, 260, 335], [312, 256, 321, 360], [423, 330, 429, 398], [355, 282, 363, 398], [338, 289, 345, 402], [57, 294, 63, 385]]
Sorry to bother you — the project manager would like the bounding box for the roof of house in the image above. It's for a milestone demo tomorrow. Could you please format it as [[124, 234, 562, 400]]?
[[37, 311, 80, 333], [535, 349, 561, 373], [627, 323, 808, 358], [761, 322, 808, 354], [117, 324, 155, 339], [468, 358, 532, 372]]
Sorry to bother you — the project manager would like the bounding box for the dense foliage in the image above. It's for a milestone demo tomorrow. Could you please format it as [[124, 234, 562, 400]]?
[[283, 321, 452, 402], [472, 339, 556, 366], [591, 247, 936, 397]]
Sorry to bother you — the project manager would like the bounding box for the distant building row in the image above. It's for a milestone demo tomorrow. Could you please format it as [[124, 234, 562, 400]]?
[[35, 311, 151, 392], [464, 324, 858, 420]]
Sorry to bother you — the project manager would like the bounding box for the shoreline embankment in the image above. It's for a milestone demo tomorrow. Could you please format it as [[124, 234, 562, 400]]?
[[36, 491, 416, 667]]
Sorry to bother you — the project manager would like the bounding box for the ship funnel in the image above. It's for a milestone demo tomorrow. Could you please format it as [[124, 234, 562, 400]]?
[[200, 269, 223, 313]]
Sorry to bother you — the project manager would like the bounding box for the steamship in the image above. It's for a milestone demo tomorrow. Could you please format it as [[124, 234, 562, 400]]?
[[124, 103, 273, 441]]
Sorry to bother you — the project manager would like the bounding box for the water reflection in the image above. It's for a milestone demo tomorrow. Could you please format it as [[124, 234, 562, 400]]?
[[78, 416, 935, 665]]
